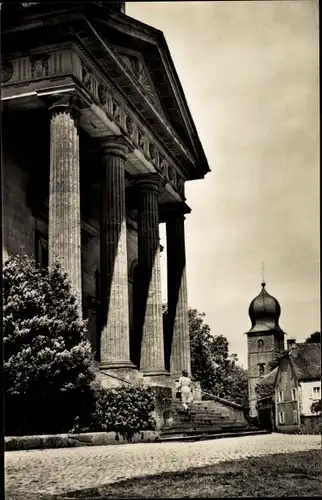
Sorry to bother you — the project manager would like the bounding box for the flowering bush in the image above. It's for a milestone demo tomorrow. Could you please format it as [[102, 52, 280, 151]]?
[[3, 254, 96, 436], [72, 386, 156, 439]]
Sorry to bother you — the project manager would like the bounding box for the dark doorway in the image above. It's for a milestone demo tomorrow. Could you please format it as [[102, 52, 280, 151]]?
[[130, 264, 141, 367]]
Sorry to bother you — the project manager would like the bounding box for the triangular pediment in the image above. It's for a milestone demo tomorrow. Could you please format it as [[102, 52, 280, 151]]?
[[84, 4, 210, 177], [115, 47, 167, 120]]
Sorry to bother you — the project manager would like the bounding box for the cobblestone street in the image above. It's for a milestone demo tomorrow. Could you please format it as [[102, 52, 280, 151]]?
[[5, 433, 321, 498]]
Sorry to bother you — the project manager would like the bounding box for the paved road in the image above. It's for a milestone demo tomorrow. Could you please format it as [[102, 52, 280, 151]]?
[[5, 433, 321, 498]]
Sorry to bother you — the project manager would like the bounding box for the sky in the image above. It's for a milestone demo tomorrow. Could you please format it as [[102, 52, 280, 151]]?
[[127, 0, 320, 368]]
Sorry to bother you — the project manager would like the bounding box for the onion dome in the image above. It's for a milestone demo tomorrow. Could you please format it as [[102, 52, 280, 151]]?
[[248, 282, 283, 333]]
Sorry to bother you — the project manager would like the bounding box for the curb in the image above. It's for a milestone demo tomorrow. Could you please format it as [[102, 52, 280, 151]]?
[[5, 430, 161, 451]]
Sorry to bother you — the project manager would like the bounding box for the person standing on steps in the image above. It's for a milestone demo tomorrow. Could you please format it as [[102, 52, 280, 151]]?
[[177, 370, 193, 414]]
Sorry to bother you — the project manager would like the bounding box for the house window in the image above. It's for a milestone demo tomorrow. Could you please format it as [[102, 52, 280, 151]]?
[[312, 387, 320, 400], [292, 410, 298, 424], [292, 388, 297, 401], [278, 412, 285, 424], [257, 339, 264, 350], [258, 363, 265, 376], [277, 391, 284, 403]]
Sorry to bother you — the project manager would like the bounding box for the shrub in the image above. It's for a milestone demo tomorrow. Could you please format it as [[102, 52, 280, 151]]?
[[72, 386, 156, 439], [310, 399, 321, 415], [3, 254, 96, 435]]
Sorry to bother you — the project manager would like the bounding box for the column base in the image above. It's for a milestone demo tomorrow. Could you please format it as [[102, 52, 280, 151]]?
[[99, 360, 137, 370], [142, 369, 170, 377]]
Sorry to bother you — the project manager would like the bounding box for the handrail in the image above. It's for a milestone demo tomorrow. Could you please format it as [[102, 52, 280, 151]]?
[[99, 373, 242, 409], [100, 370, 133, 386], [199, 389, 243, 410]]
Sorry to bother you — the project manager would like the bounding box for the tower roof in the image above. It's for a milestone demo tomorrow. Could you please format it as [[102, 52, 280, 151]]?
[[247, 282, 284, 334]]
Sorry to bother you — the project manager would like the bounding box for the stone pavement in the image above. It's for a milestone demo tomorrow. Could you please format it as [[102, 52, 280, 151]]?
[[5, 433, 321, 498]]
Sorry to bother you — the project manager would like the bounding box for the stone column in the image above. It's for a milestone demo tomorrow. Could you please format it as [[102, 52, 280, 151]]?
[[99, 137, 135, 370], [48, 96, 82, 316], [136, 174, 167, 375], [166, 212, 191, 376]]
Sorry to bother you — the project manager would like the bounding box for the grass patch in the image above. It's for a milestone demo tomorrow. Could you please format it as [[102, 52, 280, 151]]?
[[10, 449, 320, 499]]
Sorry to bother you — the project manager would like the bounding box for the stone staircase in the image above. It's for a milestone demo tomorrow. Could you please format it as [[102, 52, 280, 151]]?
[[160, 400, 268, 442]]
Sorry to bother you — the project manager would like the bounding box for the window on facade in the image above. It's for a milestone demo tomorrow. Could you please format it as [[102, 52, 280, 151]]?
[[292, 388, 297, 401], [258, 363, 265, 376], [312, 387, 321, 399], [292, 410, 298, 424], [277, 390, 284, 403], [278, 412, 285, 424], [257, 339, 264, 350]]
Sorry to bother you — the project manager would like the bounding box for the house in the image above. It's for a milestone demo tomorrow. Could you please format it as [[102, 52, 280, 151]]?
[[275, 342, 321, 433], [257, 341, 321, 433]]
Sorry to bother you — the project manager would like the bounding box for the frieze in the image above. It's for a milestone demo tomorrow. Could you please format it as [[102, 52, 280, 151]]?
[[0, 60, 14, 83], [30, 54, 50, 78]]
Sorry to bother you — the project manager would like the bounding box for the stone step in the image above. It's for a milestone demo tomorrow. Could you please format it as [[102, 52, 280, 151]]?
[[173, 416, 228, 422], [165, 426, 247, 434], [160, 429, 269, 442], [173, 409, 229, 418], [163, 421, 248, 432], [173, 408, 228, 415]]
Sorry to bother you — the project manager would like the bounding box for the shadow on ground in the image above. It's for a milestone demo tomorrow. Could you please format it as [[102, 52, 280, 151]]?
[[6, 450, 322, 499]]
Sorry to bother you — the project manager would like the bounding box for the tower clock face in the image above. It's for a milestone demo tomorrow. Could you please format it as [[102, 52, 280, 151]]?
[[0, 60, 13, 83]]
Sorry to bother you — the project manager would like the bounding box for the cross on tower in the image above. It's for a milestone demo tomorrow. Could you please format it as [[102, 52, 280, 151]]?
[[261, 261, 265, 285]]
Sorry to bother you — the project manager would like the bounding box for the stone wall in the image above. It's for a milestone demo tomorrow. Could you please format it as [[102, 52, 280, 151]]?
[[300, 415, 322, 435], [247, 335, 276, 378], [2, 151, 35, 260], [198, 399, 247, 426], [126, 221, 138, 332], [81, 233, 100, 353]]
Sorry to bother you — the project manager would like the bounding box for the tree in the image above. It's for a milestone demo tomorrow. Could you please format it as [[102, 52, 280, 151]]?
[[305, 331, 321, 344], [3, 254, 96, 435], [188, 308, 248, 405]]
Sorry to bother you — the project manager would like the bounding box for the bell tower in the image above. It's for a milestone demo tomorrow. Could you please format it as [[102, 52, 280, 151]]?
[[246, 282, 285, 418]]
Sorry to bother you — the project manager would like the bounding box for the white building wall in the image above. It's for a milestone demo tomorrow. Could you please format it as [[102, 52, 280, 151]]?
[[299, 380, 321, 416]]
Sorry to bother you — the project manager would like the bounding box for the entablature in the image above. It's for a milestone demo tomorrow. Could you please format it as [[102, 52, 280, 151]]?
[[1, 3, 209, 180], [1, 45, 186, 202]]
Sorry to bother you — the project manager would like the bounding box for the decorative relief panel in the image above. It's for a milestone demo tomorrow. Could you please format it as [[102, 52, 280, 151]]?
[[117, 52, 166, 120], [30, 54, 50, 78]]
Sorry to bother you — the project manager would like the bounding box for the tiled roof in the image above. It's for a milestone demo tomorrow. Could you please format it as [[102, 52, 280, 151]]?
[[289, 343, 321, 381]]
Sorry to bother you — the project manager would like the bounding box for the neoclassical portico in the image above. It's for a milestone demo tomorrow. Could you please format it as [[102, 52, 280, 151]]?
[[47, 97, 191, 379], [1, 2, 210, 387]]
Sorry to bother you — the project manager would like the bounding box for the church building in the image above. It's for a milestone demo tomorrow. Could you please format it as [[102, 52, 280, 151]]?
[[1, 3, 210, 390], [246, 282, 286, 418]]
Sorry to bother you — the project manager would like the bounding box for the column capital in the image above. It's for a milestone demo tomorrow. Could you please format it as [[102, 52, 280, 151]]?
[[48, 93, 81, 122], [135, 173, 161, 194], [159, 202, 191, 223], [98, 135, 133, 161]]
